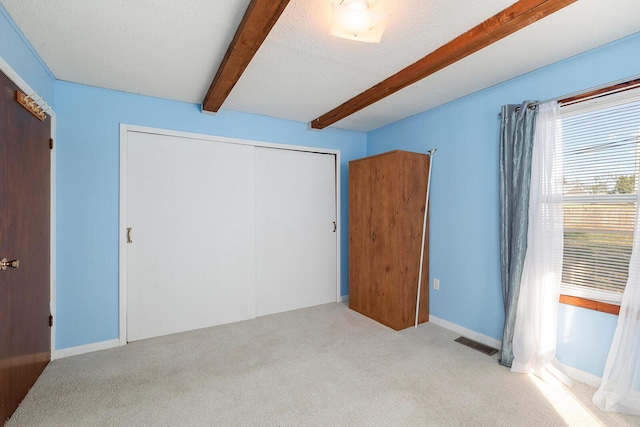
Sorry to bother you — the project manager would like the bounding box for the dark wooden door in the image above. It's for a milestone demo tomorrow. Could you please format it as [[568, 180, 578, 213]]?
[[0, 70, 51, 424]]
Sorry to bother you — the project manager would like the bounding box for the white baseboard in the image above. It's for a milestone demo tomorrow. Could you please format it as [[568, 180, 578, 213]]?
[[338, 295, 349, 303], [429, 315, 502, 350], [429, 315, 603, 388], [558, 362, 602, 388], [52, 339, 122, 360], [49, 312, 603, 390]]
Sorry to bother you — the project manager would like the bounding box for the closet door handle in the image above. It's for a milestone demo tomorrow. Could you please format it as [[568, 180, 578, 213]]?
[[333, 221, 337, 232]]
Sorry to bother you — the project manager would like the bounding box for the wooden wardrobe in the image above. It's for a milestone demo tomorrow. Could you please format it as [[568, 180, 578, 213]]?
[[348, 150, 430, 330]]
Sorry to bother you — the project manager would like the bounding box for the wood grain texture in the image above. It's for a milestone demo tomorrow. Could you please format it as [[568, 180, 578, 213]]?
[[559, 77, 640, 106], [202, 0, 290, 112], [310, 0, 577, 129], [397, 152, 430, 326], [348, 150, 430, 330], [0, 70, 51, 424], [348, 159, 371, 315], [559, 295, 620, 316], [369, 152, 397, 327]]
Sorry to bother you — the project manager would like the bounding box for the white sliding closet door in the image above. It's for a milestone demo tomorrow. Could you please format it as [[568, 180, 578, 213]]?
[[126, 132, 256, 342], [255, 147, 337, 316]]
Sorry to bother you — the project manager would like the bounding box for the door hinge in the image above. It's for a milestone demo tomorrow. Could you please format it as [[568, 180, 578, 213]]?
[[49, 314, 53, 327], [49, 138, 54, 150]]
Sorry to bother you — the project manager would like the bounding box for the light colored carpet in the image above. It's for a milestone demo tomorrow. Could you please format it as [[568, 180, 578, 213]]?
[[8, 302, 640, 426]]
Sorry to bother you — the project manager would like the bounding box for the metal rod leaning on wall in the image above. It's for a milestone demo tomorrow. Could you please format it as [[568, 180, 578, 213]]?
[[415, 148, 437, 328]]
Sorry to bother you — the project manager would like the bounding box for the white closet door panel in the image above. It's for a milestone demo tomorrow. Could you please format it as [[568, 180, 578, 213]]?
[[255, 147, 337, 316], [126, 132, 255, 342]]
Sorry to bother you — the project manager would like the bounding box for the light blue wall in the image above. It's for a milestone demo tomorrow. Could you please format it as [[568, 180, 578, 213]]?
[[0, 5, 54, 105], [54, 81, 366, 349], [3, 2, 636, 376], [367, 32, 640, 377], [557, 303, 617, 375], [1, 3, 364, 351]]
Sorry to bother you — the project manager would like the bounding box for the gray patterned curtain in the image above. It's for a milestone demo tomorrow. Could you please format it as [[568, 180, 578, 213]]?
[[498, 101, 539, 368]]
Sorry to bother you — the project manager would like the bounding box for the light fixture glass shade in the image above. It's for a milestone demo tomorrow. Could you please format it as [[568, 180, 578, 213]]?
[[330, 0, 390, 43]]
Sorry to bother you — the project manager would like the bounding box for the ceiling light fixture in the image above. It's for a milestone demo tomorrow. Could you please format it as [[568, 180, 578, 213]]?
[[330, 0, 390, 43]]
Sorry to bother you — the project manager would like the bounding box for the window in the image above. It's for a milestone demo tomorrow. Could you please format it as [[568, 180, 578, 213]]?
[[560, 89, 640, 305]]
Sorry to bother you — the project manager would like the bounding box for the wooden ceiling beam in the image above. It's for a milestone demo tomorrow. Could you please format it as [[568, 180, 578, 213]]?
[[310, 0, 577, 130], [202, 0, 290, 113]]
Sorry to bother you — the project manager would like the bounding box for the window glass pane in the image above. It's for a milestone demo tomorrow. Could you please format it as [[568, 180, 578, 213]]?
[[561, 95, 640, 301]]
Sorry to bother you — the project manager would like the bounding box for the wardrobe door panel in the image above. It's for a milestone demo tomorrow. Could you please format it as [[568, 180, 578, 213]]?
[[369, 153, 399, 327], [348, 159, 371, 314], [397, 152, 430, 327]]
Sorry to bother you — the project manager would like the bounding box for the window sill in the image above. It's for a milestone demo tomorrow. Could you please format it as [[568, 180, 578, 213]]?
[[559, 294, 620, 315]]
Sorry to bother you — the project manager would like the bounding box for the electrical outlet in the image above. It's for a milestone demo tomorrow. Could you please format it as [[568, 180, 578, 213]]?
[[433, 278, 440, 290]]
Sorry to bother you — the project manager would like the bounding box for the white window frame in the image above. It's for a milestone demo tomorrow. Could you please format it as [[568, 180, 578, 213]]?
[[559, 88, 640, 305]]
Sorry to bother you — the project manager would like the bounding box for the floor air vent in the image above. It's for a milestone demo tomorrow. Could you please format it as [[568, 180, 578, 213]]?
[[455, 336, 498, 356]]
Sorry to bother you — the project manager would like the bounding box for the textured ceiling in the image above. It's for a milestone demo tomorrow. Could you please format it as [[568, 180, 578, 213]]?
[[2, 0, 640, 132]]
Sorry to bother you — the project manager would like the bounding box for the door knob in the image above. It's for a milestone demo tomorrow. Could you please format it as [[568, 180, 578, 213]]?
[[1, 258, 19, 271]]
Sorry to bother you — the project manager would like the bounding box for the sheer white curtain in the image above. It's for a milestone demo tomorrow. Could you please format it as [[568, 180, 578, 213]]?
[[511, 101, 569, 383], [593, 194, 640, 414]]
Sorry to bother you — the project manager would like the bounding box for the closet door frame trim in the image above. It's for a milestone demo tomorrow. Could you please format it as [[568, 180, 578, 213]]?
[[118, 124, 341, 345]]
